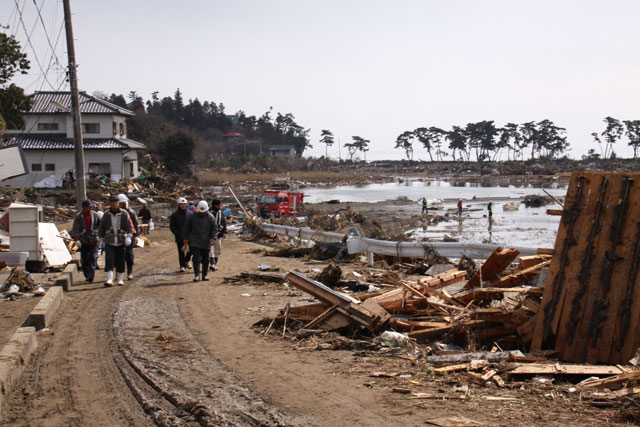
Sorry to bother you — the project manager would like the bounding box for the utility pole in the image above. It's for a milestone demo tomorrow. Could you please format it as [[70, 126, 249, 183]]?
[[63, 0, 86, 206]]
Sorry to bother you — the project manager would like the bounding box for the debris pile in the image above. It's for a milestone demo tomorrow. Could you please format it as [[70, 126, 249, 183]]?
[[260, 247, 551, 352]]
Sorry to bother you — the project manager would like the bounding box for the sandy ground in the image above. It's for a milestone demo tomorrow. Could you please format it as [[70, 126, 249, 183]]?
[[0, 225, 631, 426]]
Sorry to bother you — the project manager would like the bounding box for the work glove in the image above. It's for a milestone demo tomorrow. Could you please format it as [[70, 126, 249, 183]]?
[[125, 237, 132, 246], [76, 240, 82, 248]]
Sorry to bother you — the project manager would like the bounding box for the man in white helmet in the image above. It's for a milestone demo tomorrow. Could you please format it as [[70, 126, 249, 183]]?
[[118, 194, 139, 280], [98, 195, 133, 286], [182, 200, 217, 282], [169, 197, 192, 272]]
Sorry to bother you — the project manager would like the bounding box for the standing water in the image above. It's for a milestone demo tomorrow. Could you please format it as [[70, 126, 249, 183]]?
[[303, 178, 568, 249]]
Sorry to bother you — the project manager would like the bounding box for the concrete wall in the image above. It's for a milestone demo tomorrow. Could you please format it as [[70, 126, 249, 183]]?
[[1, 149, 133, 188]]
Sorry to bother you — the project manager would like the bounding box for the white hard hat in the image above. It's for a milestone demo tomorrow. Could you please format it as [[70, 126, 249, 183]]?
[[197, 200, 209, 213], [177, 197, 187, 204], [117, 194, 128, 203]]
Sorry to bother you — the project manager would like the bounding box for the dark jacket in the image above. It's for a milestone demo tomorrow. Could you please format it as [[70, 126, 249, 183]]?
[[98, 208, 133, 246], [138, 207, 152, 223], [211, 207, 227, 238], [71, 210, 100, 244], [169, 208, 191, 243], [183, 212, 217, 249]]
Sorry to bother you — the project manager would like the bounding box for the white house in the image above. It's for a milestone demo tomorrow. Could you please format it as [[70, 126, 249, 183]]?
[[0, 91, 145, 189], [267, 144, 296, 158]]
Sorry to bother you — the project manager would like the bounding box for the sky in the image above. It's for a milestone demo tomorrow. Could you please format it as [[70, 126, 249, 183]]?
[[3, 0, 640, 160]]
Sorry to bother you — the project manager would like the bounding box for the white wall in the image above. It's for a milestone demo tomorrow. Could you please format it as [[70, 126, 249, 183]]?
[[0, 149, 136, 188], [19, 113, 128, 139], [23, 114, 68, 134]]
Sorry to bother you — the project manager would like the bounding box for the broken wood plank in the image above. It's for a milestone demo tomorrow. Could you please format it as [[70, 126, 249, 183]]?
[[371, 270, 465, 312], [285, 271, 390, 330], [507, 363, 628, 376], [518, 255, 552, 270], [578, 370, 640, 390], [485, 260, 550, 289], [465, 247, 520, 289], [433, 364, 469, 373], [546, 209, 563, 216]]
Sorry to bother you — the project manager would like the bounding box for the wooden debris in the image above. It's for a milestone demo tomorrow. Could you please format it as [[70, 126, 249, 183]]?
[[285, 271, 390, 331], [465, 247, 519, 289], [507, 362, 628, 376], [518, 254, 551, 270], [532, 172, 640, 364], [577, 370, 640, 390]]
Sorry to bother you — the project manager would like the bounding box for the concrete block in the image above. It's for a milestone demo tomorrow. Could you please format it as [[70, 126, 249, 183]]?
[[0, 327, 38, 417], [63, 263, 77, 285], [54, 273, 71, 291], [24, 286, 64, 330]]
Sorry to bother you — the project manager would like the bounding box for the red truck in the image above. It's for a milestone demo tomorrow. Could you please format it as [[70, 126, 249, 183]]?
[[257, 189, 304, 218]]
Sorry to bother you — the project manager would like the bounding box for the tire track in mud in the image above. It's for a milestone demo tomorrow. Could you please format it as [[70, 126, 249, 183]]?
[[1, 282, 152, 426], [113, 298, 300, 426]]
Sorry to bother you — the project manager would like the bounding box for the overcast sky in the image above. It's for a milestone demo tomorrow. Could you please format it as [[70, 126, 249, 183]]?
[[3, 0, 640, 160]]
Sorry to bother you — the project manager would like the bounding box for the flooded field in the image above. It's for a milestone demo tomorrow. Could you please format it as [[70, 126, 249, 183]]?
[[303, 177, 568, 204], [304, 178, 569, 249]]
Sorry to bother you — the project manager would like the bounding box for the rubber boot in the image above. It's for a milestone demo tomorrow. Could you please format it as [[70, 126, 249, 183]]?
[[105, 270, 114, 287], [116, 272, 125, 286], [213, 257, 218, 271]]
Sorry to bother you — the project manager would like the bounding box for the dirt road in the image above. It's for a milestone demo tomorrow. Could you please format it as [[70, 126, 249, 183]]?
[[0, 226, 626, 426]]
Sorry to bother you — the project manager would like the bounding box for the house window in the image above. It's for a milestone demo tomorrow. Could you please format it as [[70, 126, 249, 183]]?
[[31, 163, 42, 171], [45, 163, 55, 171], [119, 122, 125, 136], [88, 163, 111, 177], [38, 123, 59, 131], [82, 123, 100, 134], [112, 122, 117, 136], [130, 162, 135, 177]]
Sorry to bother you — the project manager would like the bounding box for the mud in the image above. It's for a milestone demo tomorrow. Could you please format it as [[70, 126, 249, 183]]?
[[0, 226, 631, 426], [113, 298, 298, 426]]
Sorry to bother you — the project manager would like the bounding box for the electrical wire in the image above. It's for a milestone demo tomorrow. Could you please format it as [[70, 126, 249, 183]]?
[[31, 0, 62, 75], [13, 0, 55, 89]]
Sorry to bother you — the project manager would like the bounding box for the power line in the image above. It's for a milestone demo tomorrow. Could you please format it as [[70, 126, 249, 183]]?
[[31, 0, 63, 75], [13, 0, 55, 89]]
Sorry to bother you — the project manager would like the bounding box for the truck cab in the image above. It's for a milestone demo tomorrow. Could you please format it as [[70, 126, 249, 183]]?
[[257, 189, 304, 218]]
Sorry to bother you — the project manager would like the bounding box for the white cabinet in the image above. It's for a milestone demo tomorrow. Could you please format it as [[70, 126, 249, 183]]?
[[9, 203, 43, 260]]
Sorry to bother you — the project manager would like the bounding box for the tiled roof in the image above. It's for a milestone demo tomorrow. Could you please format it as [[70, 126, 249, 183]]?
[[28, 91, 134, 116], [0, 134, 145, 150]]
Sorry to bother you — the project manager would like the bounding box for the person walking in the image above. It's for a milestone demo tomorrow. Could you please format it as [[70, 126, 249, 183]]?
[[71, 200, 101, 283], [183, 200, 217, 282], [170, 197, 192, 272], [209, 199, 227, 271], [457, 199, 463, 216], [98, 195, 132, 287], [421, 197, 428, 215], [118, 194, 139, 280], [488, 201, 493, 219], [138, 202, 152, 225]]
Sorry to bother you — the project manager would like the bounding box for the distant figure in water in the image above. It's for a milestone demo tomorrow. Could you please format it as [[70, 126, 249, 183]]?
[[488, 201, 493, 218], [422, 197, 428, 215], [457, 199, 463, 216]]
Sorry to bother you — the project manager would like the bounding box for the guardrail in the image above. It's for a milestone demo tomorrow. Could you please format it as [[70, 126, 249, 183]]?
[[259, 223, 538, 259]]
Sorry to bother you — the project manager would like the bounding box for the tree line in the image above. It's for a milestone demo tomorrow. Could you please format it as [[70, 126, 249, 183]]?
[[388, 120, 569, 162], [102, 89, 312, 174]]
